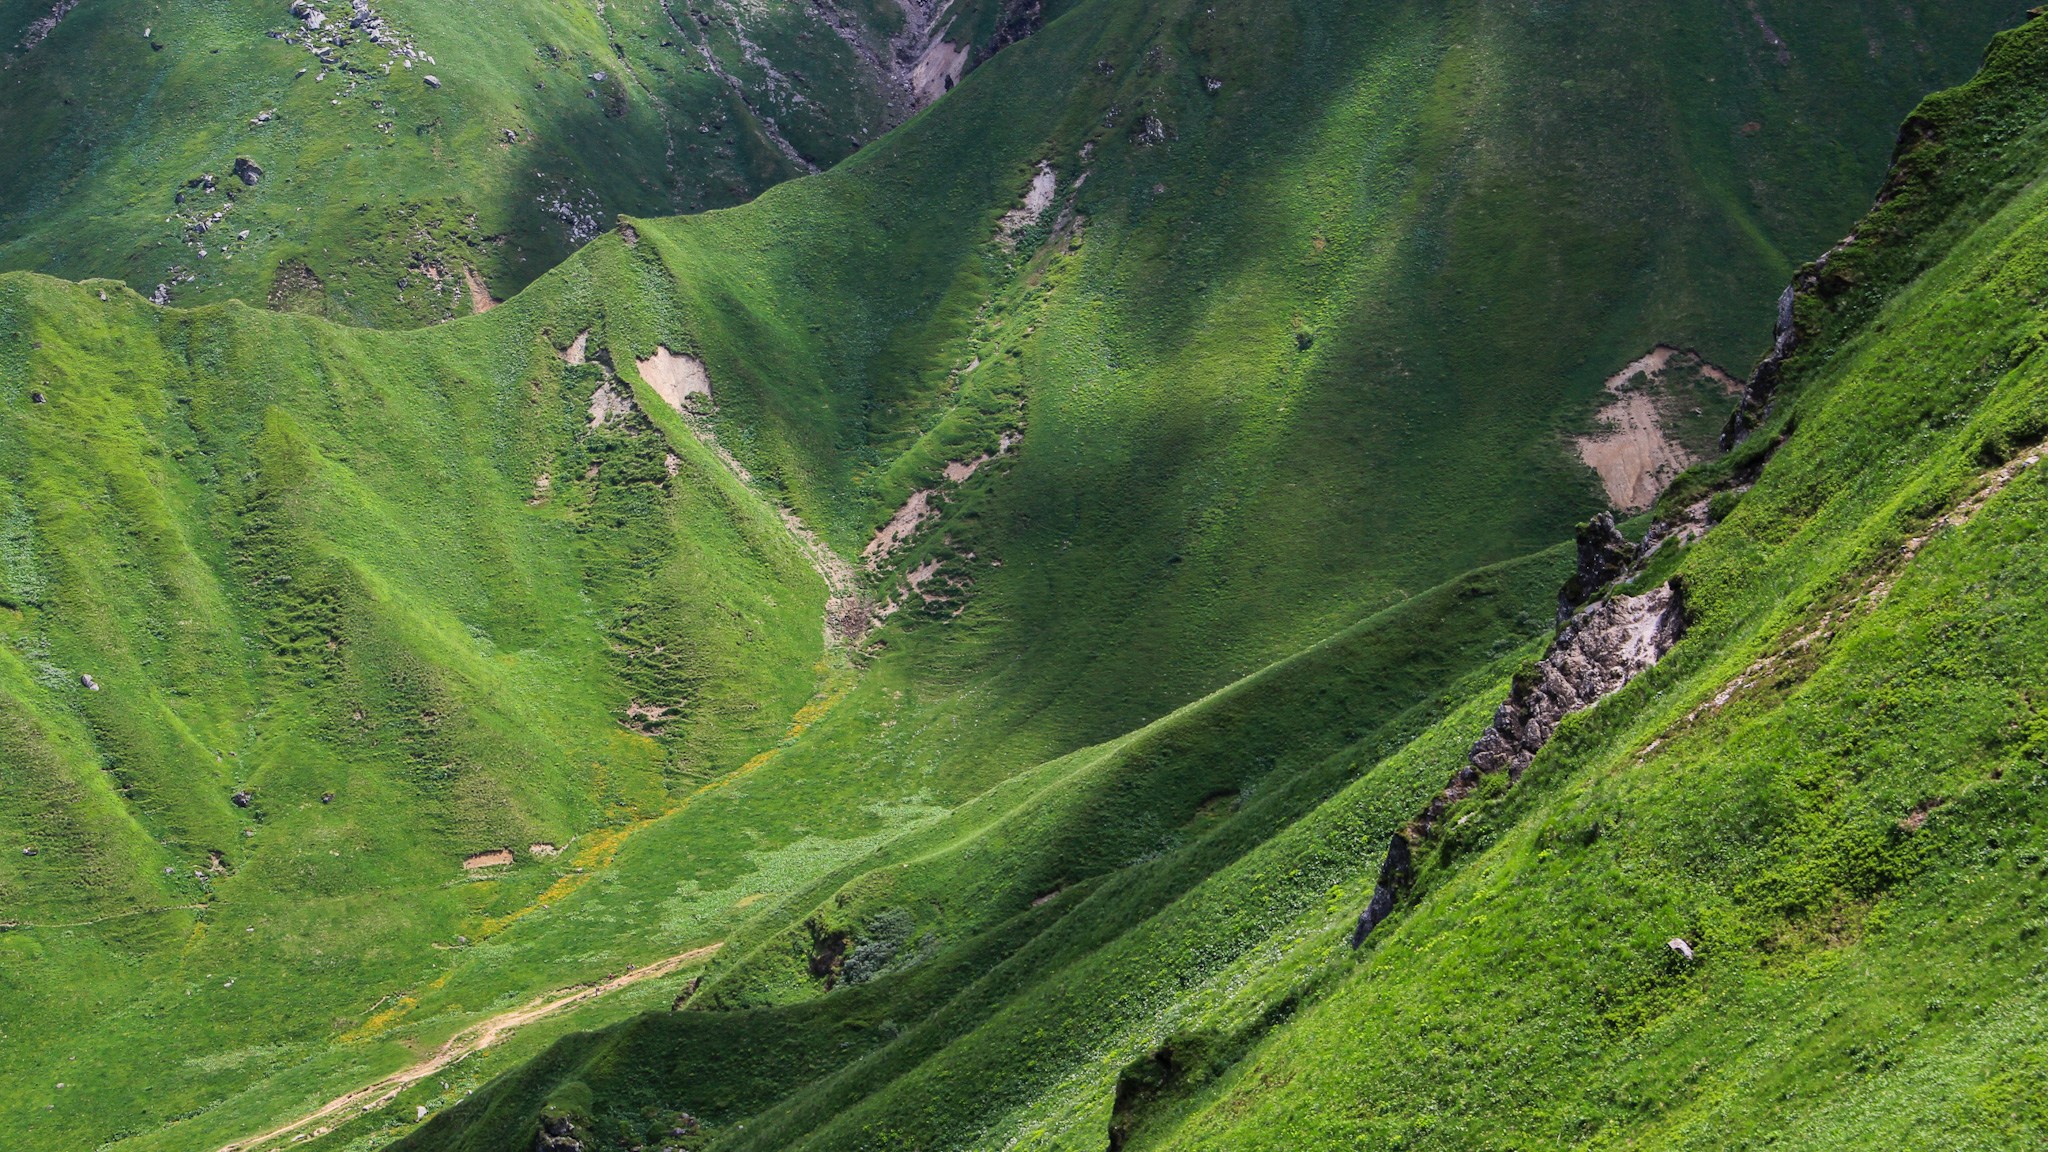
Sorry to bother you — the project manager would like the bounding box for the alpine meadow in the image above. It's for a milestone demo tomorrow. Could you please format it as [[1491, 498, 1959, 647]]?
[[2, 0, 2047, 1150]]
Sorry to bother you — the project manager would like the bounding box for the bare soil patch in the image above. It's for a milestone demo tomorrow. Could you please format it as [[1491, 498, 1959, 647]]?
[[636, 346, 712, 411], [1575, 345, 1743, 510], [910, 38, 969, 105], [864, 490, 940, 566], [463, 268, 499, 313], [588, 382, 635, 428], [997, 163, 1058, 245], [214, 943, 723, 1152], [462, 849, 513, 870], [562, 330, 590, 365]]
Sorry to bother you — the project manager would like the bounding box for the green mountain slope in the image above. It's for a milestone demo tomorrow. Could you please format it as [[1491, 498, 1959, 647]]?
[[0, 0, 1049, 327], [0, 0, 2028, 1149], [396, 14, 2048, 1152]]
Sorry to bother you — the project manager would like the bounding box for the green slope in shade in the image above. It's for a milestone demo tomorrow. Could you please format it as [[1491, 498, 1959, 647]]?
[[0, 0, 2031, 1148]]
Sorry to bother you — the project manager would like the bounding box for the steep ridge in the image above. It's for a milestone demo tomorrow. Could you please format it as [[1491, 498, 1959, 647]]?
[[0, 0, 2029, 1149], [1130, 16, 2048, 1148]]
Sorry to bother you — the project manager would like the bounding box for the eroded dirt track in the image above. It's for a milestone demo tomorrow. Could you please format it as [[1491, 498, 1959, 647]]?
[[216, 942, 722, 1152]]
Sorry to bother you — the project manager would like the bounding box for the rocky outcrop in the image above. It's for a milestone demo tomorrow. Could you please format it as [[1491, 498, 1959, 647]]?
[[1347, 834, 1413, 948], [16, 0, 80, 50], [1720, 280, 1799, 449], [1467, 580, 1687, 784], [534, 1111, 586, 1152], [1556, 512, 1635, 623], [1352, 546, 1691, 948]]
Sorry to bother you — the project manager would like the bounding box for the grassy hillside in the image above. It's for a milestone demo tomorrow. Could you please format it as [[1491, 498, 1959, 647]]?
[[0, 0, 1050, 327], [393, 14, 2048, 1152], [610, 0, 2025, 774], [0, 0, 2028, 1149], [0, 251, 836, 1149]]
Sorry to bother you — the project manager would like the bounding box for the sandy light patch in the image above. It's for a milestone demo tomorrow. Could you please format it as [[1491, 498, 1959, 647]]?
[[997, 163, 1058, 246], [864, 490, 940, 566], [636, 346, 712, 411], [462, 849, 513, 870], [1578, 392, 1690, 511], [910, 37, 969, 105], [212, 942, 722, 1152], [588, 382, 634, 427], [562, 330, 589, 365], [463, 268, 499, 313], [943, 426, 1023, 483], [1575, 345, 1741, 511]]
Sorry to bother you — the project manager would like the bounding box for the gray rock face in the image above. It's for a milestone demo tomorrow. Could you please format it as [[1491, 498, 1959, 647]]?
[[535, 1111, 585, 1152], [1723, 247, 1829, 450], [1557, 512, 1635, 624], [1348, 833, 1413, 948], [1470, 580, 1687, 784]]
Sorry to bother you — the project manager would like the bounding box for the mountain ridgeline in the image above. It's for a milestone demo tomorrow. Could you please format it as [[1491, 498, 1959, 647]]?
[[1, 0, 2044, 1150]]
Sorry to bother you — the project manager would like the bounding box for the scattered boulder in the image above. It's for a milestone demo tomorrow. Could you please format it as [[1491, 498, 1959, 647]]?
[[1668, 937, 1695, 960], [21, 846, 37, 857], [232, 158, 262, 186], [535, 1110, 586, 1152], [230, 790, 252, 808], [1108, 1031, 1219, 1150], [320, 791, 333, 803], [31, 391, 46, 403], [422, 74, 440, 88], [80, 673, 99, 690]]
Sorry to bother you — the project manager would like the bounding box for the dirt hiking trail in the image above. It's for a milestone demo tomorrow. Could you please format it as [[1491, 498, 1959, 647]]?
[[214, 942, 722, 1152]]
